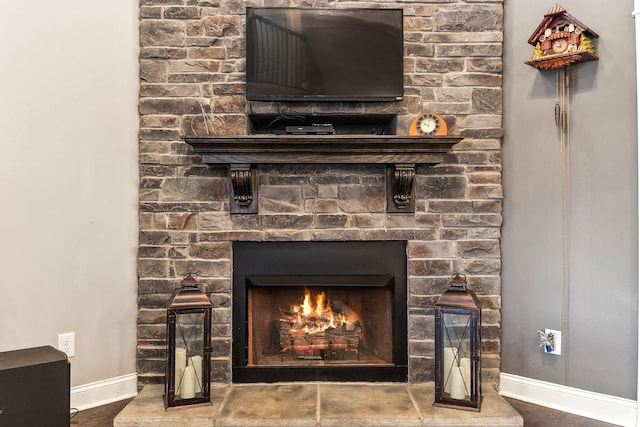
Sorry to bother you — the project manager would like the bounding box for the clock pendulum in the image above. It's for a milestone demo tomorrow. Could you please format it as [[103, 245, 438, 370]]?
[[555, 67, 570, 132], [555, 73, 560, 127]]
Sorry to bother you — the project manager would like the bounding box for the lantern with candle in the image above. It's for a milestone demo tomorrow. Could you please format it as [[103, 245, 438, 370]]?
[[164, 273, 213, 409], [434, 273, 482, 411]]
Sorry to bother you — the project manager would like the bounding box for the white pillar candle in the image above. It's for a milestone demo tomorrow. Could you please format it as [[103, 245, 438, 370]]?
[[443, 347, 458, 393], [180, 365, 196, 399], [176, 367, 184, 396], [450, 367, 466, 400], [460, 357, 471, 396], [188, 355, 203, 394], [175, 347, 187, 395]]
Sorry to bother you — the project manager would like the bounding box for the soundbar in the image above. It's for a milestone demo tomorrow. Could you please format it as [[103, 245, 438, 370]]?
[[286, 124, 334, 135]]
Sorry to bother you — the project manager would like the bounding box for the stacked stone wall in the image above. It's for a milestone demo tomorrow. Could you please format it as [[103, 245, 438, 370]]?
[[138, 0, 504, 385]]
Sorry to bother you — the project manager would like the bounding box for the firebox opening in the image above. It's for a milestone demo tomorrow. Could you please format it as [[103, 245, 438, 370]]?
[[247, 275, 394, 367], [232, 241, 408, 383]]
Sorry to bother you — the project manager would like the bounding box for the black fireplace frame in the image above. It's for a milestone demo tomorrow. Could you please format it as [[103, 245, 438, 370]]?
[[232, 240, 408, 383]]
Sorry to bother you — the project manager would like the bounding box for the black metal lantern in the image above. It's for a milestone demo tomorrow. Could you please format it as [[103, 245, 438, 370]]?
[[434, 273, 482, 411], [164, 273, 213, 409]]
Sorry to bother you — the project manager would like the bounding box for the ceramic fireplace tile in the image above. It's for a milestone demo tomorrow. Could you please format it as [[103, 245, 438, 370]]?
[[318, 383, 421, 426], [409, 383, 523, 427], [215, 383, 318, 427], [113, 384, 222, 427]]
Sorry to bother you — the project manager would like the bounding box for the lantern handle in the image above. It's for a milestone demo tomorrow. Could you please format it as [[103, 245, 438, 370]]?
[[449, 272, 467, 289], [181, 272, 199, 288]]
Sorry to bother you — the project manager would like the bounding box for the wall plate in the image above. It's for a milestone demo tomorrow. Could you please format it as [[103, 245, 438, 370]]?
[[544, 328, 561, 355]]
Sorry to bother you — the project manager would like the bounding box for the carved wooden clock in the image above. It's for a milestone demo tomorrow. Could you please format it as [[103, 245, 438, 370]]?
[[524, 4, 598, 70], [524, 4, 600, 132]]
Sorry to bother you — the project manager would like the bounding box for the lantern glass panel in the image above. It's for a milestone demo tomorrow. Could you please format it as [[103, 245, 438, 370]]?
[[441, 311, 472, 401], [173, 310, 207, 401]]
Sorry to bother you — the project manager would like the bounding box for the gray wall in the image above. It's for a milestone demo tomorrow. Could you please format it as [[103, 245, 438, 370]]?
[[0, 1, 139, 387], [502, 0, 638, 399]]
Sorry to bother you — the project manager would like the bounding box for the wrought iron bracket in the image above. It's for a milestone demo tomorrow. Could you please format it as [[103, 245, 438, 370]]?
[[387, 164, 416, 213], [229, 164, 258, 214]]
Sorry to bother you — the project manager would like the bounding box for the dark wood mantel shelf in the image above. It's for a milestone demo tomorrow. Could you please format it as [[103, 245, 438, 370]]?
[[184, 135, 462, 214]]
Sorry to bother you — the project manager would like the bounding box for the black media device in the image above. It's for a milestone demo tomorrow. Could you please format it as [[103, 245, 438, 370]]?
[[286, 124, 335, 135], [246, 8, 404, 102], [0, 346, 70, 427]]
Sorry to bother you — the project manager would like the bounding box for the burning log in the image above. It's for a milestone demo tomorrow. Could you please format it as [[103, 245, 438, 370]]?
[[279, 321, 362, 360], [278, 288, 363, 360]]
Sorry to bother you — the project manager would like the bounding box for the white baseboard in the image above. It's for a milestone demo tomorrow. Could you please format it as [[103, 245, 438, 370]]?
[[499, 373, 637, 427], [70, 373, 138, 411]]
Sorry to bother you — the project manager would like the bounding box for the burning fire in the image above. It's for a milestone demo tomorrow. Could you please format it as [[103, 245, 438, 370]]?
[[280, 288, 352, 334], [279, 288, 363, 360]]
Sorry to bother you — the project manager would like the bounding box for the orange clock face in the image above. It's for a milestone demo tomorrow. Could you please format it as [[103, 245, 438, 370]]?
[[409, 113, 448, 136]]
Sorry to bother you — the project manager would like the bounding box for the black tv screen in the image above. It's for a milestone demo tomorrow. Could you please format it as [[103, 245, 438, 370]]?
[[246, 8, 404, 102]]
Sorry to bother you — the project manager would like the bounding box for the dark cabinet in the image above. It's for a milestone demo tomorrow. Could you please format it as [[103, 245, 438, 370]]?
[[0, 346, 70, 427]]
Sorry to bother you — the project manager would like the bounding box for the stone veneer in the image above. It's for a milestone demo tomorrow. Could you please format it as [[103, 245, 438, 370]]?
[[137, 0, 504, 386]]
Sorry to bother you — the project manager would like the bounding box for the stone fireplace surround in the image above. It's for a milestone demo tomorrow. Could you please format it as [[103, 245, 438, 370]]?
[[137, 156, 503, 386], [137, 0, 503, 389]]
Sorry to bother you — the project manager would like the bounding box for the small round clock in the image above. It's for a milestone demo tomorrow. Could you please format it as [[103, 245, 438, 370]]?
[[409, 113, 448, 136], [552, 38, 568, 54]]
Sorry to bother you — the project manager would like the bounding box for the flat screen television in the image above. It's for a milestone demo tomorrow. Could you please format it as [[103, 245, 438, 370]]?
[[245, 8, 404, 102]]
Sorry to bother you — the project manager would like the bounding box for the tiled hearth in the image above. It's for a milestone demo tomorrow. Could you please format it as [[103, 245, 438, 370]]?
[[114, 382, 523, 427]]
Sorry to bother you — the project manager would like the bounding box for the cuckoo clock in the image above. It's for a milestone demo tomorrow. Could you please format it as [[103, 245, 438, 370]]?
[[524, 4, 598, 70]]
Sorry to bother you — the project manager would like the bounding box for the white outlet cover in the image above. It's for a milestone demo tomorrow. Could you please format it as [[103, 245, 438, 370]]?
[[58, 332, 75, 357], [544, 328, 561, 355]]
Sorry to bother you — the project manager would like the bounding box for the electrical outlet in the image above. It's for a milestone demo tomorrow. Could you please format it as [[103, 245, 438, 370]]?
[[544, 328, 561, 355], [58, 332, 75, 358]]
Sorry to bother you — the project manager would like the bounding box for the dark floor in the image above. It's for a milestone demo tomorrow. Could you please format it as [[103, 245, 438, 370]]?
[[504, 398, 619, 427], [71, 396, 620, 427]]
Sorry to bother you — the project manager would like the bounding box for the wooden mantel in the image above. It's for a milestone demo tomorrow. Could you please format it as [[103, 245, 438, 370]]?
[[184, 135, 462, 214]]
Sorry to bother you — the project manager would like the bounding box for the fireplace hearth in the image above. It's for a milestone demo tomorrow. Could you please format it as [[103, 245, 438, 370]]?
[[232, 241, 408, 382]]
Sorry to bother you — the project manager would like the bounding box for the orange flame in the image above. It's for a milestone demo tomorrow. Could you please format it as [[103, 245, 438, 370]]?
[[285, 288, 350, 334]]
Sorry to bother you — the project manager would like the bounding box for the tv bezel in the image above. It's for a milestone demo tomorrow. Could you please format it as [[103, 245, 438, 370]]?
[[245, 7, 404, 102]]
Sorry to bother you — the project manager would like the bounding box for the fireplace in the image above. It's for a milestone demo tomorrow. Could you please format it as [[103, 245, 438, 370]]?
[[232, 241, 408, 382]]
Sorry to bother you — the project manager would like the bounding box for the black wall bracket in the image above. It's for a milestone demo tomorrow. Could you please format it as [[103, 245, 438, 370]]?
[[229, 164, 258, 214], [387, 164, 416, 213]]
